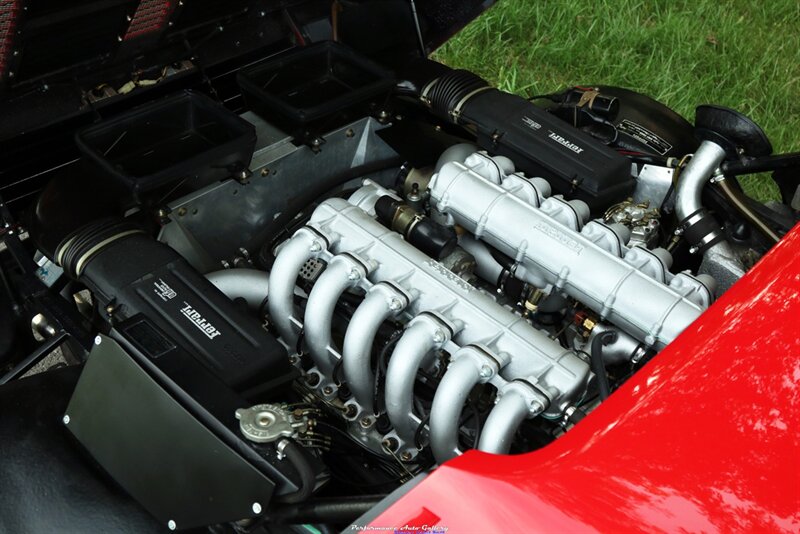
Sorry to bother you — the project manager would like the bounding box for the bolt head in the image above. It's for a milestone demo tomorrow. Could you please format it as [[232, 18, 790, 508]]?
[[359, 417, 372, 428], [348, 268, 361, 281], [94, 335, 102, 346], [388, 298, 402, 311], [309, 241, 322, 253], [168, 520, 177, 530], [432, 329, 446, 343], [62, 415, 70, 425], [479, 365, 493, 378], [322, 386, 334, 395], [252, 502, 262, 514], [400, 451, 413, 461]]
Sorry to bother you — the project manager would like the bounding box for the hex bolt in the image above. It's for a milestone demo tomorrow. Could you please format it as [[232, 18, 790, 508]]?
[[479, 365, 493, 379], [322, 385, 334, 395], [344, 404, 358, 418], [389, 298, 403, 311], [432, 329, 446, 344], [359, 417, 372, 428], [400, 451, 413, 462], [348, 268, 361, 281]]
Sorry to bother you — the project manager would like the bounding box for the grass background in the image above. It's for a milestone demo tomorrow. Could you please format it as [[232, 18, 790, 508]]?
[[434, 0, 800, 201]]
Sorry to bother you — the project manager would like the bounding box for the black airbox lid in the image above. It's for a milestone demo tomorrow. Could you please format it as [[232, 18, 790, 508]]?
[[75, 90, 255, 203], [237, 41, 394, 133]]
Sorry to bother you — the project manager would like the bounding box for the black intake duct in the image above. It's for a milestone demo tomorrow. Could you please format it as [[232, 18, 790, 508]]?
[[54, 218, 292, 391], [420, 68, 634, 212]]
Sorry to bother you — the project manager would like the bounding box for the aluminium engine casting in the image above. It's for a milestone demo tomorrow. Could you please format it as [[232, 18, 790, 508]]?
[[429, 152, 716, 349], [269, 187, 591, 462]]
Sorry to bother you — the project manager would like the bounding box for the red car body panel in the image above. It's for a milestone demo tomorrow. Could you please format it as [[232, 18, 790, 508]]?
[[370, 225, 800, 533]]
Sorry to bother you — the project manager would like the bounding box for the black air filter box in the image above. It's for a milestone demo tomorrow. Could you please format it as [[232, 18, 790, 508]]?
[[66, 227, 290, 391]]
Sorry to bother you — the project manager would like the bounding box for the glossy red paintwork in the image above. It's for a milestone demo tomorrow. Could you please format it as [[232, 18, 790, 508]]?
[[370, 224, 800, 533]]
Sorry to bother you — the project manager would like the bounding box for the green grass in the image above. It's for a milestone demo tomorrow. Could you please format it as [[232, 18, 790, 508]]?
[[434, 0, 800, 202]]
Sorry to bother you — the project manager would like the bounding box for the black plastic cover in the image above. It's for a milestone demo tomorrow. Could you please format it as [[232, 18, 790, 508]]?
[[461, 89, 634, 212], [238, 41, 394, 136], [79, 232, 291, 390], [75, 90, 256, 203], [65, 335, 277, 529]]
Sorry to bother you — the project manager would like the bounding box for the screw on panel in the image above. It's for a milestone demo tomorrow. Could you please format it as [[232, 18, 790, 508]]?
[[252, 502, 262, 514], [62, 415, 70, 425], [168, 520, 177, 530], [94, 335, 102, 346]]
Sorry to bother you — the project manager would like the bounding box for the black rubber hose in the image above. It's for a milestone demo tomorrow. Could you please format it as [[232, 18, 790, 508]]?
[[266, 495, 385, 525], [720, 151, 800, 176], [590, 330, 618, 401], [275, 439, 317, 504]]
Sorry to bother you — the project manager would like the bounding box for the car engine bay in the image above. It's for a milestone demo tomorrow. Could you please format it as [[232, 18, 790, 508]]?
[[1, 4, 798, 531]]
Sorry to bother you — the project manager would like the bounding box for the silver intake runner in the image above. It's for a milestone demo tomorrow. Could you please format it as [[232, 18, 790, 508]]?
[[269, 196, 591, 459]]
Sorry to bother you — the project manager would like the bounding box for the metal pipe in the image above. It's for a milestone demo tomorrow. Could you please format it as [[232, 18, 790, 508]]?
[[384, 313, 452, 443], [674, 141, 728, 222], [458, 235, 503, 285], [430, 347, 502, 464], [206, 269, 270, 311], [478, 386, 537, 455], [268, 228, 328, 346], [304, 254, 368, 376], [342, 283, 408, 414]]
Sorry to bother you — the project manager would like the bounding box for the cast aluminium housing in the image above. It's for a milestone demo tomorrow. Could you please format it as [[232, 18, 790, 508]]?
[[268, 195, 591, 461], [429, 160, 712, 349]]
